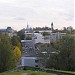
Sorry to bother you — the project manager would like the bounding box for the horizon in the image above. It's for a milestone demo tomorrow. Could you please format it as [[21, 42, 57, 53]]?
[[0, 0, 74, 31], [1, 24, 74, 32]]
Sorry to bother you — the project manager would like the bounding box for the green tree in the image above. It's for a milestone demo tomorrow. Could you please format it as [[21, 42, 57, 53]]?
[[46, 53, 59, 69], [11, 36, 22, 51], [58, 35, 75, 71], [17, 29, 25, 40], [42, 32, 50, 36], [0, 34, 16, 72], [47, 35, 75, 71], [36, 44, 57, 67], [26, 36, 32, 40]]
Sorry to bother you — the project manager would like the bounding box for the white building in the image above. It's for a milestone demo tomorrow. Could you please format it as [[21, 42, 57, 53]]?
[[50, 32, 66, 43], [21, 25, 66, 67], [21, 57, 38, 67], [33, 33, 50, 44], [67, 26, 73, 33], [33, 32, 66, 44]]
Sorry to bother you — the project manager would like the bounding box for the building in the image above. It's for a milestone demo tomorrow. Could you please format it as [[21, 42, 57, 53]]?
[[51, 22, 54, 31], [67, 26, 73, 33], [21, 25, 39, 67], [50, 32, 66, 43], [21, 39, 35, 57], [0, 27, 17, 38], [33, 33, 50, 44], [21, 24, 66, 67], [21, 57, 38, 67]]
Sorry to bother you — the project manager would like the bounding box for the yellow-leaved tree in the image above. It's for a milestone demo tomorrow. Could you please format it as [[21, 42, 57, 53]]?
[[14, 46, 21, 62]]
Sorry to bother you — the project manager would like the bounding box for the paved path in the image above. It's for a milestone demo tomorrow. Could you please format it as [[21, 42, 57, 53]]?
[[22, 73, 28, 75]]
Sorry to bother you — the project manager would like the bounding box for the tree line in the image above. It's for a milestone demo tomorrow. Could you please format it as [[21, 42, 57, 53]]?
[[36, 35, 75, 71], [47, 35, 75, 71], [0, 34, 21, 72]]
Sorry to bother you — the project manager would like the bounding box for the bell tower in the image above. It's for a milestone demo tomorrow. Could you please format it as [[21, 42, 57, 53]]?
[[51, 22, 54, 31]]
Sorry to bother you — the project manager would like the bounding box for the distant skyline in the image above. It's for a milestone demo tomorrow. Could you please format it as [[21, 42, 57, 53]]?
[[0, 0, 74, 31]]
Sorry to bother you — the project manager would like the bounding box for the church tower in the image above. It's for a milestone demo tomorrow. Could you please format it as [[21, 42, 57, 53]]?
[[51, 22, 54, 31]]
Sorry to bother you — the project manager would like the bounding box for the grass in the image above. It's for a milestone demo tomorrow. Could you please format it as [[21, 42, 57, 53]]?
[[0, 71, 22, 75], [45, 68, 75, 74], [0, 70, 57, 75], [0, 69, 75, 75], [26, 70, 57, 75]]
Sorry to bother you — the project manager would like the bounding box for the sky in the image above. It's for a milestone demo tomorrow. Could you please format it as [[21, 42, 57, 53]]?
[[0, 0, 74, 31]]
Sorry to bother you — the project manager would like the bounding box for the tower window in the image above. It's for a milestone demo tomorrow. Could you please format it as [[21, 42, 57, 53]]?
[[35, 60, 38, 63]]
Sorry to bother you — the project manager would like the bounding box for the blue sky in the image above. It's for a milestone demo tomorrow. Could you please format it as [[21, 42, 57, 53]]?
[[0, 0, 74, 30]]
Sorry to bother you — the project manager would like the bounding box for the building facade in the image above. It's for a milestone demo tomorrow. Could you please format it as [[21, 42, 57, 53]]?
[[21, 24, 66, 67], [21, 25, 39, 67], [0, 27, 17, 38]]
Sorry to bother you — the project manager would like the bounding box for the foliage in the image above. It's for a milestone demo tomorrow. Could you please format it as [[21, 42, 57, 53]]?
[[13, 46, 21, 62], [17, 29, 25, 40], [52, 40, 61, 50], [33, 27, 51, 30], [11, 36, 22, 51], [42, 32, 50, 36], [26, 36, 32, 40], [47, 35, 75, 71], [58, 35, 75, 71], [36, 44, 58, 67], [0, 34, 16, 72]]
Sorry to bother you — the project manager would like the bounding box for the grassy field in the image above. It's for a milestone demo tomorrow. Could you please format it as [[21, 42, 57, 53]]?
[[0, 71, 23, 75], [0, 69, 75, 75], [26, 70, 57, 75], [45, 68, 75, 74], [0, 70, 57, 75]]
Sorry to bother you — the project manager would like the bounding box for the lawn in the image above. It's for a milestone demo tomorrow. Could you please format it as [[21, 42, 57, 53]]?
[[0, 70, 57, 75], [26, 70, 57, 75], [0, 71, 23, 75]]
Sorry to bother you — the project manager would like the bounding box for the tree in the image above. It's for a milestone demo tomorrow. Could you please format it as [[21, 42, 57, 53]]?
[[46, 53, 59, 69], [42, 32, 50, 36], [47, 35, 75, 71], [52, 39, 61, 50], [58, 35, 75, 71], [17, 29, 25, 40], [14, 46, 21, 62], [0, 34, 16, 72], [11, 36, 22, 51], [26, 36, 32, 40], [36, 44, 58, 67]]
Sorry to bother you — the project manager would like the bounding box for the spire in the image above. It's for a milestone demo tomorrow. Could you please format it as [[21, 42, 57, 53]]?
[[51, 22, 53, 26], [26, 22, 29, 29], [26, 22, 30, 33], [51, 22, 54, 31]]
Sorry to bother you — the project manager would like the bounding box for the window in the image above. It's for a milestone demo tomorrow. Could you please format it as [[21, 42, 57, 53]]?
[[34, 36, 37, 39], [35, 60, 38, 63], [35, 65, 38, 67]]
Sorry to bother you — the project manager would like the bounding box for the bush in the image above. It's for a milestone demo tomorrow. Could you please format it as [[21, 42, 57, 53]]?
[[42, 32, 50, 36]]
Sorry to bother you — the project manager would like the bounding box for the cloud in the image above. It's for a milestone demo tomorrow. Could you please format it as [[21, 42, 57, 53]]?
[[14, 17, 26, 20], [0, 0, 74, 30]]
